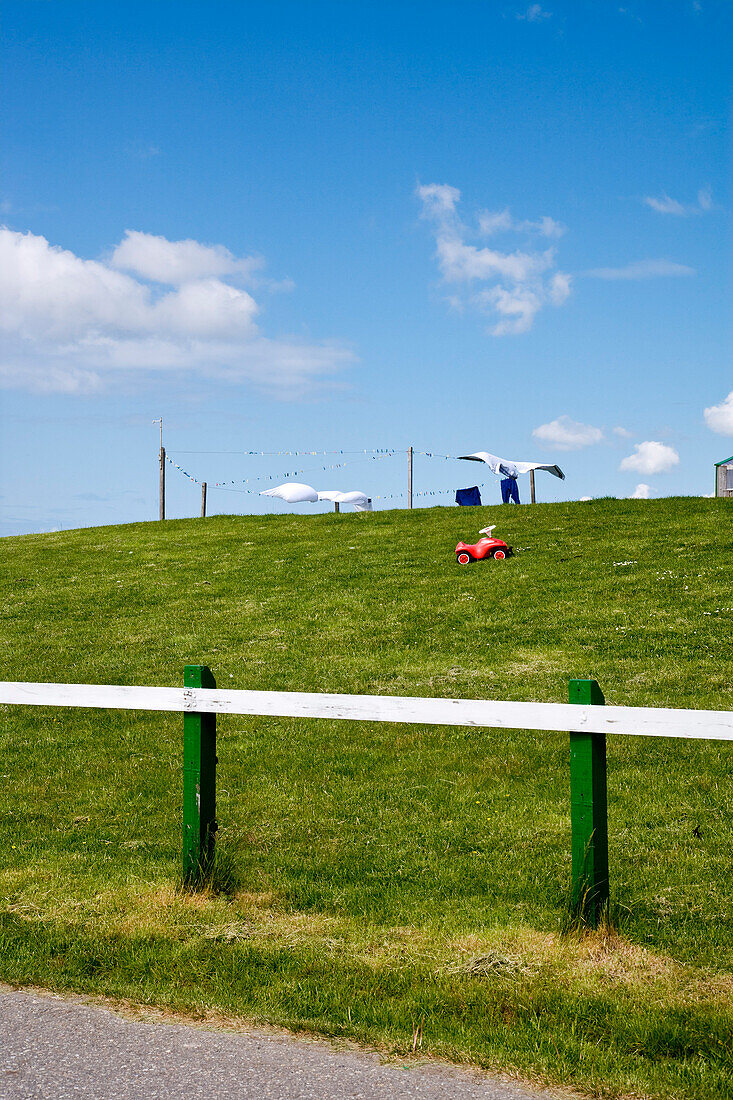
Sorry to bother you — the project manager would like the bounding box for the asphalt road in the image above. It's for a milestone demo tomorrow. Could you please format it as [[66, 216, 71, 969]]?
[[0, 987, 560, 1100]]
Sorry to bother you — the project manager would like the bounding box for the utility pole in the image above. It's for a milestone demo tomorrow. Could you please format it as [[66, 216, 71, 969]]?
[[529, 469, 536, 505], [201, 482, 207, 518], [154, 418, 165, 520], [407, 446, 413, 509]]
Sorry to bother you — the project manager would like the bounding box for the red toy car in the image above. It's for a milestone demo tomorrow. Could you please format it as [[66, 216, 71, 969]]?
[[455, 525, 513, 565]]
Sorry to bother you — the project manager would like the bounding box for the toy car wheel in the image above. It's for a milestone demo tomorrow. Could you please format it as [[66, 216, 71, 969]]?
[[456, 552, 473, 565], [492, 549, 507, 560]]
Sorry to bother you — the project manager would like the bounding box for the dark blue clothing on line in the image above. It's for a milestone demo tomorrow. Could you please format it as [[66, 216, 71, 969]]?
[[501, 477, 520, 504], [455, 486, 482, 506]]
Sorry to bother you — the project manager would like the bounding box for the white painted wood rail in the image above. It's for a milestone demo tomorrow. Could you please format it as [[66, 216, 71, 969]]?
[[1, 681, 731, 741]]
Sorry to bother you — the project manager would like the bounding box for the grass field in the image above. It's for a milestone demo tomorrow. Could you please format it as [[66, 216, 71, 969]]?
[[2, 497, 732, 1098]]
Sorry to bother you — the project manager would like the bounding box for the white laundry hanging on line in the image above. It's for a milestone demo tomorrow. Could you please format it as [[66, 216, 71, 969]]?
[[260, 483, 372, 510], [260, 482, 319, 503], [458, 451, 565, 480], [318, 490, 372, 511]]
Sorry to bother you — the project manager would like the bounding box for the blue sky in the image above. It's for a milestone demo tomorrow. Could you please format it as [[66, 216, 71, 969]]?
[[1, 0, 730, 535]]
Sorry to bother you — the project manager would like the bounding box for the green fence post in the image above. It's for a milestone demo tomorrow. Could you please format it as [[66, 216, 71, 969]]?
[[182, 664, 217, 885], [568, 679, 609, 926]]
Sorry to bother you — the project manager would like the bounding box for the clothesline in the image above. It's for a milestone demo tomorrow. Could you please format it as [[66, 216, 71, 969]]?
[[208, 484, 486, 500], [168, 448, 397, 457], [164, 444, 561, 507], [166, 452, 394, 489]]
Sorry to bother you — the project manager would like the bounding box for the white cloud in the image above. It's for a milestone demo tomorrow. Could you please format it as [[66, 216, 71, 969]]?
[[644, 194, 686, 216], [416, 183, 461, 219], [704, 391, 733, 435], [478, 209, 513, 235], [620, 441, 679, 475], [613, 426, 633, 438], [643, 188, 713, 216], [548, 271, 571, 304], [479, 285, 542, 335], [153, 279, 260, 337], [437, 237, 553, 283], [587, 259, 695, 279], [417, 184, 571, 336], [478, 209, 566, 238], [533, 416, 603, 450], [517, 4, 551, 20], [110, 230, 262, 284], [0, 228, 353, 394], [630, 483, 651, 499], [534, 215, 566, 238]]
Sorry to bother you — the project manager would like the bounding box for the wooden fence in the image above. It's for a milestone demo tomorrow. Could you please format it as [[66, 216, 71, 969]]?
[[2, 669, 731, 925]]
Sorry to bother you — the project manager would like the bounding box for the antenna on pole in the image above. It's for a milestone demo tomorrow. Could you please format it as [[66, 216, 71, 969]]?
[[153, 418, 165, 521]]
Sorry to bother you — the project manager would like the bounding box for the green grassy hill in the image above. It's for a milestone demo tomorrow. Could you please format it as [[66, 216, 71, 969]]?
[[2, 498, 732, 1099]]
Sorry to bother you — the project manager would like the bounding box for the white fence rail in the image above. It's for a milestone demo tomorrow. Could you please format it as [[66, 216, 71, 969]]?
[[3, 676, 731, 914], [1, 680, 732, 741]]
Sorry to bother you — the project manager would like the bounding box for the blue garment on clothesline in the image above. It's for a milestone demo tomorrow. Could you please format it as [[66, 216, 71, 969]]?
[[455, 486, 482, 506], [501, 478, 520, 504]]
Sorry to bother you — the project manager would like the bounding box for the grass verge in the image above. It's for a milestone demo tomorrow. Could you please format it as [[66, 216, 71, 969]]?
[[2, 498, 732, 1097]]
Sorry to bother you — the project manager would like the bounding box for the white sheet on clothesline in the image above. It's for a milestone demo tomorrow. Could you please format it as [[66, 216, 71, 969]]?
[[458, 451, 565, 480], [260, 482, 319, 503], [260, 483, 372, 510]]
